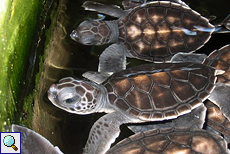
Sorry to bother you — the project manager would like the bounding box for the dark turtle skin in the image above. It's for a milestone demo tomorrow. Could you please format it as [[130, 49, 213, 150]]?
[[117, 1, 213, 62], [106, 128, 229, 154]]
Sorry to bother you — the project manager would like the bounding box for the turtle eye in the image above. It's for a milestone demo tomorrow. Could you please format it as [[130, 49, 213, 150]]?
[[64, 96, 80, 104]]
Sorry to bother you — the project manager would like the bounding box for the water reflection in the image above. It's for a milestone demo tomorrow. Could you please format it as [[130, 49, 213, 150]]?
[[31, 0, 230, 153]]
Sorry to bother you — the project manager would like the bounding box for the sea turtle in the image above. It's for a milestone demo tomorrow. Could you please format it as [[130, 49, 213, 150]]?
[[126, 44, 230, 143], [106, 128, 229, 154], [48, 60, 230, 153], [12, 123, 229, 154], [70, 0, 230, 72], [11, 125, 63, 154]]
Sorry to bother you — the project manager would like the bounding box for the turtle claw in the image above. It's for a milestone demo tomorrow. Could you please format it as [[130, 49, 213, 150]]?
[[209, 83, 230, 121]]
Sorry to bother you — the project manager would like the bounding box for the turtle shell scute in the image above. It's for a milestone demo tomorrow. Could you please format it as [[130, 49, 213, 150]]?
[[203, 44, 230, 84], [117, 1, 214, 62], [103, 63, 216, 121], [106, 129, 228, 154]]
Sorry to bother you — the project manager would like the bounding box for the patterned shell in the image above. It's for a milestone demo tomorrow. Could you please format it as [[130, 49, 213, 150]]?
[[118, 1, 214, 62], [205, 100, 230, 143], [106, 129, 228, 154], [103, 63, 216, 121], [202, 44, 230, 142], [203, 44, 230, 84]]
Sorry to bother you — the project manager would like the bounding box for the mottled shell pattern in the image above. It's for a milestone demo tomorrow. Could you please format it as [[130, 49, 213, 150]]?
[[118, 1, 214, 62], [103, 63, 217, 121], [106, 128, 229, 154], [205, 100, 230, 143], [203, 44, 230, 84], [202, 44, 230, 142]]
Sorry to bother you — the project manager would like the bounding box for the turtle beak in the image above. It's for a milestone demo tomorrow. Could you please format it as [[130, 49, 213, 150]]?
[[70, 30, 79, 41], [47, 84, 59, 105]]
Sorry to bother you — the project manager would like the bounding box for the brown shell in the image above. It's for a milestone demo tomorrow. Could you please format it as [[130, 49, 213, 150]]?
[[106, 129, 228, 154], [103, 63, 216, 121], [205, 100, 230, 142], [118, 1, 214, 62], [203, 44, 230, 84]]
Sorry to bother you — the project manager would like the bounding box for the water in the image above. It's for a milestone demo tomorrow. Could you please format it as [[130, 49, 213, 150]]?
[[15, 0, 230, 153]]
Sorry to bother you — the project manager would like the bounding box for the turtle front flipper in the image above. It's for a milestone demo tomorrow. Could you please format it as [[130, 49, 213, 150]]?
[[99, 43, 127, 73], [11, 125, 63, 154], [83, 112, 130, 154], [82, 1, 127, 18], [208, 83, 230, 121], [83, 71, 112, 84]]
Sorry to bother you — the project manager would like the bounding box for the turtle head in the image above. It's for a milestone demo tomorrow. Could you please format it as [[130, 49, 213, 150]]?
[[48, 77, 104, 114], [70, 20, 115, 45]]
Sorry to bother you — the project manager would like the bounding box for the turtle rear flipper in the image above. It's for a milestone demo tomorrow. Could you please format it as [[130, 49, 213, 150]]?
[[208, 83, 230, 121], [83, 1, 126, 18], [99, 43, 127, 73], [222, 14, 230, 30], [213, 14, 230, 33], [170, 52, 207, 63], [11, 125, 63, 154]]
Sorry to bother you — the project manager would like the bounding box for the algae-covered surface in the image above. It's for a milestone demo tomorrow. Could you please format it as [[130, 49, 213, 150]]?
[[0, 0, 44, 131]]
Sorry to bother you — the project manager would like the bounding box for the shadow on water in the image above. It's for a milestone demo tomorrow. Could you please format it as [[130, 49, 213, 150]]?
[[30, 0, 230, 154]]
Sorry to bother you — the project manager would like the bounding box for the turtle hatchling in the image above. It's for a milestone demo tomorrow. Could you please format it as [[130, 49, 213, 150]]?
[[11, 124, 229, 154], [70, 0, 230, 72], [48, 60, 230, 153], [11, 125, 63, 154], [128, 44, 230, 143], [106, 128, 229, 154]]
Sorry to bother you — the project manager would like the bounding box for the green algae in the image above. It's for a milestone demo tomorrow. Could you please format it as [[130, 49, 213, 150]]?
[[0, 0, 44, 131]]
